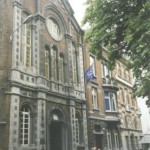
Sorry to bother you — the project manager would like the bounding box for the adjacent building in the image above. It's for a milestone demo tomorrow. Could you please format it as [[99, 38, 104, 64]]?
[[0, 0, 88, 150], [84, 43, 143, 150]]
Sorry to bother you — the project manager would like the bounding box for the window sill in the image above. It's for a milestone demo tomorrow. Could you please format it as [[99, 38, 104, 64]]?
[[105, 111, 118, 113], [93, 108, 99, 112]]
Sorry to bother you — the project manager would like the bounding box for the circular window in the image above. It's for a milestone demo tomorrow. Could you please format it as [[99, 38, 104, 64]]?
[[46, 17, 62, 41]]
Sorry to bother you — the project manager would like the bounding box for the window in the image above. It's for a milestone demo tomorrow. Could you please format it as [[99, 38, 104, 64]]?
[[47, 17, 62, 40], [120, 88, 125, 103], [114, 130, 119, 149], [125, 136, 129, 150], [51, 47, 57, 80], [92, 87, 98, 109], [20, 106, 30, 145], [22, 12, 31, 67], [105, 91, 117, 112], [72, 43, 78, 84], [75, 114, 80, 144], [102, 61, 111, 84], [102, 61, 110, 78], [45, 48, 49, 78], [90, 56, 95, 76], [124, 89, 129, 104], [59, 55, 64, 83], [106, 129, 112, 149]]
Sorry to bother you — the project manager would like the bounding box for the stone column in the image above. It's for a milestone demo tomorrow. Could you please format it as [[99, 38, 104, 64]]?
[[82, 104, 88, 150], [36, 92, 46, 150], [70, 100, 76, 150], [8, 87, 20, 150], [11, 1, 22, 68], [78, 43, 86, 99]]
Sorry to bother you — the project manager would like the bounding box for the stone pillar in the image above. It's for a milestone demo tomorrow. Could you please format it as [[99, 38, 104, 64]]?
[[82, 104, 88, 150], [11, 1, 22, 68], [70, 100, 76, 150], [9, 87, 20, 150], [34, 14, 45, 75], [78, 43, 85, 99], [36, 92, 46, 150]]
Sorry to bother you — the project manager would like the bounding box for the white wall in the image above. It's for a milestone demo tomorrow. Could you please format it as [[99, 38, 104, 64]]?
[[137, 97, 150, 133]]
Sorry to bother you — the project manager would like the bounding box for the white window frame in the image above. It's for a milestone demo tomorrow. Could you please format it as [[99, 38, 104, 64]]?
[[105, 91, 117, 112], [102, 62, 110, 78], [107, 129, 112, 150], [92, 87, 98, 110], [22, 14, 31, 67], [114, 130, 119, 149], [90, 56, 95, 76], [20, 107, 30, 145]]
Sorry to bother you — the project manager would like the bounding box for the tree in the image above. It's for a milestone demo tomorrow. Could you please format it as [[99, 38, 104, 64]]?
[[82, 0, 150, 104]]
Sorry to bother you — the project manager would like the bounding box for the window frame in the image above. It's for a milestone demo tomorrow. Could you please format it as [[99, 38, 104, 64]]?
[[46, 17, 63, 41], [92, 87, 98, 110], [90, 55, 96, 76], [21, 12, 32, 67], [20, 106, 31, 146], [105, 91, 117, 112]]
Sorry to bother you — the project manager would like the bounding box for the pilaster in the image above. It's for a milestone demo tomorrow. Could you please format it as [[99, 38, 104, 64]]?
[[36, 91, 46, 150]]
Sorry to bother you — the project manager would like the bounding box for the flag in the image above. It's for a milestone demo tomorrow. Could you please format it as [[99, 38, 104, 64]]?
[[84, 64, 95, 82]]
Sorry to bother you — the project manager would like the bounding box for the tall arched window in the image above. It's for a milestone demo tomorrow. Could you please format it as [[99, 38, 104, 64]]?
[[59, 54, 64, 83], [45, 48, 50, 78], [72, 43, 78, 84], [21, 12, 31, 67], [52, 46, 58, 80], [20, 106, 31, 145]]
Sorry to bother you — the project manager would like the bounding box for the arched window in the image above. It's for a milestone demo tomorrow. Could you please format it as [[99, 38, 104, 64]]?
[[59, 54, 64, 83], [51, 46, 58, 80], [72, 43, 78, 84], [20, 106, 31, 145], [45, 48, 50, 78], [21, 12, 31, 67]]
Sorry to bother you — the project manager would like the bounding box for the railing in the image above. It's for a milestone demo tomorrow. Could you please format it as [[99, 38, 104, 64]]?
[[102, 77, 118, 91]]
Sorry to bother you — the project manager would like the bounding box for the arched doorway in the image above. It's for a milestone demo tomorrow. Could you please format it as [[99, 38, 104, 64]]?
[[50, 121, 62, 150], [48, 108, 68, 150]]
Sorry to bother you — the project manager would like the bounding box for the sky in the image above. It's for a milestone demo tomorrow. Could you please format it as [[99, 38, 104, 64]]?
[[68, 0, 86, 25], [68, 0, 150, 134], [137, 98, 150, 133]]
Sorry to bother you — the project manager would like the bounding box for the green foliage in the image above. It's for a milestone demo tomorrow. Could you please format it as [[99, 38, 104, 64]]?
[[83, 0, 150, 101]]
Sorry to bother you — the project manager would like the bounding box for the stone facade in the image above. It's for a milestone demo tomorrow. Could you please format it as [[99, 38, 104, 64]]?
[[84, 43, 143, 150], [0, 0, 88, 150]]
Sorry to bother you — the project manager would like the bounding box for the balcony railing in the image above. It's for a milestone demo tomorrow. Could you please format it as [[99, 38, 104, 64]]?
[[102, 77, 119, 91]]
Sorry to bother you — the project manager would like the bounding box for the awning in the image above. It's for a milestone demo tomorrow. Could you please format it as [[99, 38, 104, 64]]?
[[140, 135, 150, 144]]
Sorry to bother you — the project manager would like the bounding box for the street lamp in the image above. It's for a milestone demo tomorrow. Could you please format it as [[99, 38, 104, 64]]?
[[10, 15, 34, 42]]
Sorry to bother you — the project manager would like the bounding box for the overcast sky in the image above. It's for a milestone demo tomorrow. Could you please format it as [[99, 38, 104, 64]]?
[[68, 0, 86, 25]]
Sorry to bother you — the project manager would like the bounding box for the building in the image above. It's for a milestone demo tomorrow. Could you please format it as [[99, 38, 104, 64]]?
[[84, 43, 143, 150], [0, 0, 88, 150], [116, 58, 143, 150]]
